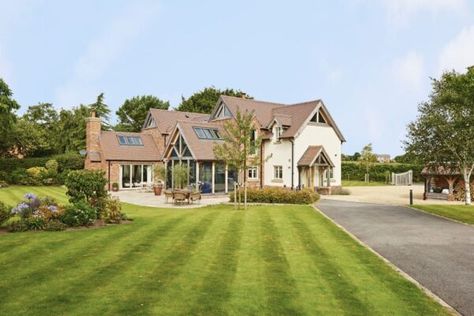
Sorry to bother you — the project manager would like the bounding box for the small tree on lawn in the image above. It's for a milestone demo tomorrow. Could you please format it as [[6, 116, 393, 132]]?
[[213, 110, 260, 209], [405, 68, 474, 205], [358, 143, 377, 182]]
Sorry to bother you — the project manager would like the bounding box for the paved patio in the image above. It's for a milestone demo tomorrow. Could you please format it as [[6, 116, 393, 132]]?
[[111, 190, 229, 208], [323, 184, 464, 206]]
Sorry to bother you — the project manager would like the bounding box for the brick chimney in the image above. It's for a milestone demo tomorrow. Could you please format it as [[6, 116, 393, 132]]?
[[86, 111, 101, 153]]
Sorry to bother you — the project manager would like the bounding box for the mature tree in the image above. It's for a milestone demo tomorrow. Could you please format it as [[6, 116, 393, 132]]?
[[358, 143, 377, 182], [13, 119, 52, 157], [89, 93, 111, 130], [213, 110, 260, 209], [393, 152, 418, 164], [342, 152, 361, 161], [177, 87, 251, 114], [405, 69, 474, 205], [20, 103, 59, 156], [116, 95, 169, 132], [56, 105, 91, 153], [0, 78, 20, 156]]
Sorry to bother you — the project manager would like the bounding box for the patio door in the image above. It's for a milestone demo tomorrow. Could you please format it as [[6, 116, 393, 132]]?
[[120, 164, 153, 189]]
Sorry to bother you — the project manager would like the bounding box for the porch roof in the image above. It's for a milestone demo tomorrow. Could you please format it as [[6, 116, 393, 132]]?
[[297, 145, 335, 167]]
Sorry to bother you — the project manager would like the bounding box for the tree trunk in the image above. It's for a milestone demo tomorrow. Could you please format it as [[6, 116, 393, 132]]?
[[234, 183, 237, 210], [244, 181, 247, 210], [463, 166, 472, 205]]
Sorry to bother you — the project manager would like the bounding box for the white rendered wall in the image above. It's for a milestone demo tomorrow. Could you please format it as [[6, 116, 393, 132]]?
[[294, 124, 342, 187], [263, 139, 293, 187]]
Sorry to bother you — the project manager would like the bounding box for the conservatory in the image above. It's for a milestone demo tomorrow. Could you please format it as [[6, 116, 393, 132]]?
[[163, 126, 238, 194]]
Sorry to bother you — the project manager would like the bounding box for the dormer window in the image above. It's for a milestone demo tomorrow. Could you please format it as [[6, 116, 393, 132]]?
[[214, 102, 232, 119], [273, 125, 282, 143], [310, 110, 327, 124], [144, 115, 156, 128]]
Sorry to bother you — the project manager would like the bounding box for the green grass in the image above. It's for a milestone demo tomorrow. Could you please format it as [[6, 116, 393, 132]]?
[[413, 204, 474, 225], [342, 180, 389, 186], [0, 186, 449, 315]]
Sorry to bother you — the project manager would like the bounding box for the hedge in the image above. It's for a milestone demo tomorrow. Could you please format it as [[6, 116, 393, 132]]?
[[0, 153, 84, 174], [341, 161, 424, 183], [229, 187, 320, 204]]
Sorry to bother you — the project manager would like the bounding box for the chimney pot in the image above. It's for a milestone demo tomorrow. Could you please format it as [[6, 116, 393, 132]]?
[[91, 110, 96, 118]]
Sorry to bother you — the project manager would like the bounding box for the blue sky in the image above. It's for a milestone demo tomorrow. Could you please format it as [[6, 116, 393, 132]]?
[[1, 0, 473, 156]]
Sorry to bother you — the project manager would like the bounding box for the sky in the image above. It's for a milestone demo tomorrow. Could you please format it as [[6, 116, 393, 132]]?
[[1, 0, 473, 156]]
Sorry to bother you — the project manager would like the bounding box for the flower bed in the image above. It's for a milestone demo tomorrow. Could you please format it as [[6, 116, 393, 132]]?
[[6, 192, 128, 232]]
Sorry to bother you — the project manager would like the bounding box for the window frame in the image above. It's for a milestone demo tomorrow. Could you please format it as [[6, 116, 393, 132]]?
[[273, 165, 283, 180], [247, 166, 258, 180]]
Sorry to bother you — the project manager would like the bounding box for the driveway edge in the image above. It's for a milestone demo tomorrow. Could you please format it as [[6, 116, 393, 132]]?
[[312, 205, 460, 316], [408, 205, 474, 228]]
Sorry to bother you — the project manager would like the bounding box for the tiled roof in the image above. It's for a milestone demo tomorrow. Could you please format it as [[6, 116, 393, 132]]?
[[148, 109, 209, 134], [219, 95, 285, 126], [273, 101, 319, 138], [100, 131, 161, 161], [169, 121, 225, 160], [297, 145, 334, 167]]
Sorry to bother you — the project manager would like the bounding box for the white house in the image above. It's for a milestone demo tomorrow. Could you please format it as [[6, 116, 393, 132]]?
[[85, 95, 345, 193]]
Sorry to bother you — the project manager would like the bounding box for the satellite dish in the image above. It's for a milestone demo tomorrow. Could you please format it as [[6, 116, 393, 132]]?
[[79, 149, 87, 156]]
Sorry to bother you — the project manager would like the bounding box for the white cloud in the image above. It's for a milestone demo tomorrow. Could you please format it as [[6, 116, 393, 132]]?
[[438, 25, 474, 74], [392, 51, 424, 91], [382, 0, 467, 26], [55, 1, 159, 108]]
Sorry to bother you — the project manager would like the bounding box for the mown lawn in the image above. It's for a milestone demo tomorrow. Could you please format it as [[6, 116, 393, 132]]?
[[413, 204, 474, 225], [0, 186, 449, 315]]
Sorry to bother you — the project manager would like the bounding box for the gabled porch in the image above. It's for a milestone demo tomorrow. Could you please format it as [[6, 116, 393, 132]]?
[[297, 146, 335, 194]]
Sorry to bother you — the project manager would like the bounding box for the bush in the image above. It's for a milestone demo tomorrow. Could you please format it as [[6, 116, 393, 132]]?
[[65, 170, 107, 207], [103, 197, 126, 224], [0, 153, 84, 185], [0, 201, 12, 225], [44, 220, 67, 231], [0, 180, 8, 188], [229, 187, 319, 204], [62, 201, 97, 227]]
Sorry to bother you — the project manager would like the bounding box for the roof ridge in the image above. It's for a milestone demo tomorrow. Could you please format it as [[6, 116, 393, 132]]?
[[287, 99, 321, 107], [221, 95, 287, 107], [149, 108, 208, 116]]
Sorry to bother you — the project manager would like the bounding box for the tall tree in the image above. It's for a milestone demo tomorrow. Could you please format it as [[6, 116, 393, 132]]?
[[56, 105, 91, 153], [405, 69, 474, 205], [116, 95, 169, 132], [0, 78, 20, 156], [177, 87, 251, 114], [358, 143, 377, 182], [89, 93, 111, 130], [20, 103, 59, 156], [213, 110, 260, 209]]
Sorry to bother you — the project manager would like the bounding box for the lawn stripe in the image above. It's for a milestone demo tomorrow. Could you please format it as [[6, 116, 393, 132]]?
[[226, 209, 266, 314], [286, 210, 373, 315], [187, 211, 245, 315], [270, 205, 341, 314], [0, 214, 164, 267], [30, 214, 192, 315], [0, 222, 146, 306], [110, 210, 221, 315], [259, 209, 301, 315]]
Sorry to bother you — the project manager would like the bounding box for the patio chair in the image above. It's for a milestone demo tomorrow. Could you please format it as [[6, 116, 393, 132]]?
[[173, 191, 188, 205], [190, 192, 201, 204], [164, 190, 174, 203]]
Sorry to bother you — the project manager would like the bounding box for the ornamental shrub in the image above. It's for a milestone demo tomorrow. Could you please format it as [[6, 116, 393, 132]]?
[[229, 187, 319, 204], [62, 201, 97, 227], [103, 197, 126, 224], [65, 170, 107, 207]]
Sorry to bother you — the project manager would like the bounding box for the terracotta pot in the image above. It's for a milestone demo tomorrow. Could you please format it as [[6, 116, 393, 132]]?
[[154, 185, 163, 196]]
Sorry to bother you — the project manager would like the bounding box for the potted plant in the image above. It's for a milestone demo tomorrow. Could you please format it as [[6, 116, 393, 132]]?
[[153, 164, 166, 195], [111, 182, 119, 192]]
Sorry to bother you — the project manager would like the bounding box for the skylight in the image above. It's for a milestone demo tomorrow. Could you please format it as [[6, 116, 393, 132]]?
[[117, 135, 144, 146], [193, 127, 221, 140]]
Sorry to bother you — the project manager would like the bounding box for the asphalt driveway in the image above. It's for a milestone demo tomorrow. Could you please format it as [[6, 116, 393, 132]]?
[[317, 200, 474, 316]]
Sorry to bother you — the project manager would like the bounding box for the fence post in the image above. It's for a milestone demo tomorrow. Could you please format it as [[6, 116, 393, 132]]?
[[409, 189, 413, 205]]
